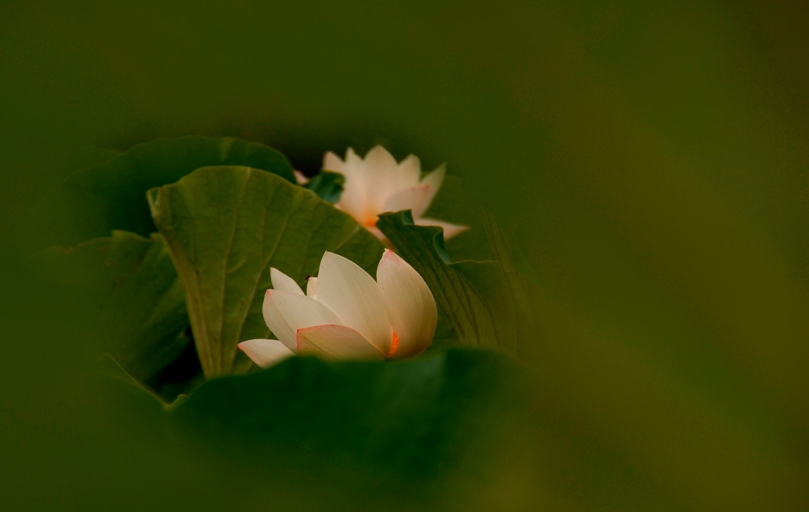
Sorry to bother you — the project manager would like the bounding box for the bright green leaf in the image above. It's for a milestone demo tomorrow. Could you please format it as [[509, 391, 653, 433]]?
[[34, 231, 189, 384], [38, 136, 296, 247], [377, 210, 534, 357], [148, 166, 385, 378]]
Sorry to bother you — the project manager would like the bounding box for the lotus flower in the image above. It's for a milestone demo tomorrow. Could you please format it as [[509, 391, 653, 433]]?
[[323, 146, 469, 241], [238, 249, 438, 368]]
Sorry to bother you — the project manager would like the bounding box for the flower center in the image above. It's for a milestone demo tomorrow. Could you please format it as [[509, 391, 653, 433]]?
[[362, 214, 378, 228], [386, 331, 399, 358]]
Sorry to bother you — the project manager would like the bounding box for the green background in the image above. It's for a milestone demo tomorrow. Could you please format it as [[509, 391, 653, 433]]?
[[1, 1, 807, 510]]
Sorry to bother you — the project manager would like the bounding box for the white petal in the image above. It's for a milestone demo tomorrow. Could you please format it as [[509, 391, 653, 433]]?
[[397, 154, 422, 190], [376, 249, 438, 359], [323, 151, 344, 173], [339, 147, 364, 182], [335, 183, 368, 224], [238, 339, 294, 368], [316, 251, 393, 354], [293, 170, 310, 185], [262, 290, 343, 352], [270, 268, 304, 295], [297, 324, 385, 361], [382, 184, 432, 217], [418, 164, 446, 215], [344, 147, 363, 173], [363, 224, 386, 241], [359, 145, 399, 217], [415, 217, 470, 240], [306, 276, 318, 299], [335, 147, 368, 223]]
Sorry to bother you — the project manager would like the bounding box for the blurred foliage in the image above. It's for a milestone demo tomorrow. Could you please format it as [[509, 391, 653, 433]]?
[[2, 0, 808, 511], [169, 350, 527, 493], [33, 136, 295, 248], [34, 231, 189, 385]]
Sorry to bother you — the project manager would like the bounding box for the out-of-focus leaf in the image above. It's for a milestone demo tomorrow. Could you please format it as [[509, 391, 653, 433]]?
[[429, 311, 459, 352], [96, 354, 176, 413], [303, 170, 345, 203], [377, 210, 533, 357], [34, 231, 189, 384], [94, 347, 541, 509], [422, 174, 493, 262], [38, 136, 295, 247], [148, 166, 385, 378], [169, 349, 525, 487]]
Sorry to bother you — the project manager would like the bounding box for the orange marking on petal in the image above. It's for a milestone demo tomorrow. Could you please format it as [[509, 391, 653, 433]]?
[[387, 331, 400, 358]]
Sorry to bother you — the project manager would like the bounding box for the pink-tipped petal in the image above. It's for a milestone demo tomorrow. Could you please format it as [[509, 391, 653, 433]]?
[[383, 184, 432, 218], [270, 268, 304, 295], [263, 290, 343, 352], [397, 154, 422, 190], [376, 249, 438, 359], [238, 339, 294, 368], [306, 276, 318, 299], [418, 164, 446, 214], [296, 324, 385, 361], [416, 218, 470, 241], [316, 251, 393, 354]]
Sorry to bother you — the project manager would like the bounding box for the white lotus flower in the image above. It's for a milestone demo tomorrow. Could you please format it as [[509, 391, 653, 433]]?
[[238, 249, 438, 368], [323, 146, 468, 240]]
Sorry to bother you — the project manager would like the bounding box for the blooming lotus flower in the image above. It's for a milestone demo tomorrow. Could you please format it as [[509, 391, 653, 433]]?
[[238, 249, 438, 368], [323, 146, 468, 240]]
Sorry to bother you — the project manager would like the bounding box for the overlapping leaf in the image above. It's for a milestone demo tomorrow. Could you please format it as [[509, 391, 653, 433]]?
[[38, 136, 296, 247], [35, 231, 189, 383], [303, 170, 345, 203], [94, 348, 528, 497], [377, 210, 534, 357], [148, 166, 385, 378]]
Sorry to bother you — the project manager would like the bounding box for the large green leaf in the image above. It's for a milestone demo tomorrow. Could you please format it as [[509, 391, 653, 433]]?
[[38, 136, 296, 247], [148, 166, 385, 378], [100, 340, 697, 511], [168, 349, 527, 490], [92, 348, 537, 508], [34, 231, 189, 384], [377, 210, 533, 357]]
